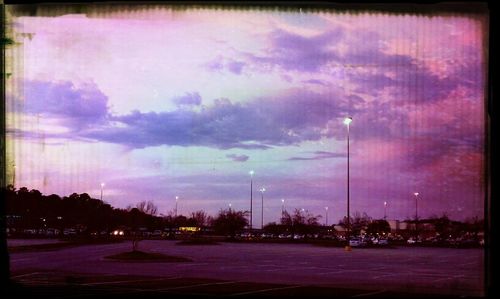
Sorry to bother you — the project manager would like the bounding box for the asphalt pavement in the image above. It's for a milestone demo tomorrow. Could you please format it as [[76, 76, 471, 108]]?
[[8, 240, 485, 297]]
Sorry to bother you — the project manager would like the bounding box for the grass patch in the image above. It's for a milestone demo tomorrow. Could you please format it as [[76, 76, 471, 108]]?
[[105, 250, 192, 262]]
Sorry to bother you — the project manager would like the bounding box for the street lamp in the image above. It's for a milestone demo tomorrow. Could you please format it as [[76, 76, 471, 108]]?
[[325, 206, 329, 226], [414, 192, 419, 236], [228, 203, 232, 210], [175, 196, 179, 217], [249, 170, 254, 230], [100, 182, 105, 202], [13, 164, 16, 187], [384, 201, 387, 220], [260, 187, 266, 229], [281, 199, 285, 218], [344, 116, 352, 251]]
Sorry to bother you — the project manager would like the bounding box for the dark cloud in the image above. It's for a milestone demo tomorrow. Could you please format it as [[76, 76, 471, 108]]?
[[204, 56, 247, 75], [82, 90, 351, 149], [173, 92, 202, 106], [302, 79, 327, 86], [243, 28, 342, 72], [226, 154, 249, 162], [19, 80, 109, 130], [288, 151, 346, 161], [227, 61, 246, 74]]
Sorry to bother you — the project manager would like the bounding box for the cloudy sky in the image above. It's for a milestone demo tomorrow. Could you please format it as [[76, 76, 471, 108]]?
[[6, 6, 487, 225]]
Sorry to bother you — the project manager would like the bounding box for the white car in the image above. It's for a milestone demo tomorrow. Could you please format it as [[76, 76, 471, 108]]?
[[378, 238, 389, 245], [349, 238, 365, 247]]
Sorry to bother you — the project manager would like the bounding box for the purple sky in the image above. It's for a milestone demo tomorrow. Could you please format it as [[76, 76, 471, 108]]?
[[5, 8, 487, 225]]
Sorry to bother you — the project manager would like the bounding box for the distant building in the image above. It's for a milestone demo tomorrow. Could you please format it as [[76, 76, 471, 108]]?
[[387, 220, 408, 232]]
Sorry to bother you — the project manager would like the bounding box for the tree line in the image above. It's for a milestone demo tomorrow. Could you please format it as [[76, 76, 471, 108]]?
[[3, 186, 483, 240]]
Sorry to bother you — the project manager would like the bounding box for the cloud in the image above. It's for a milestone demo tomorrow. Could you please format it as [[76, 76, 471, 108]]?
[[17, 80, 109, 130], [243, 28, 342, 72], [173, 92, 202, 106], [302, 79, 327, 86], [81, 90, 351, 149], [288, 151, 345, 161], [226, 154, 249, 162], [204, 56, 247, 75]]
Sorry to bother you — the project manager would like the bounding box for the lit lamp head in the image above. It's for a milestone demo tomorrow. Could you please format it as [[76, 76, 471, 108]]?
[[260, 187, 266, 193], [281, 199, 285, 203], [175, 196, 179, 201], [101, 182, 105, 188], [249, 170, 255, 177], [343, 117, 353, 126], [414, 192, 419, 197], [325, 206, 329, 211]]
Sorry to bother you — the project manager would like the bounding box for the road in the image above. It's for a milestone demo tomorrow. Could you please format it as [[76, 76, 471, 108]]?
[[8, 240, 484, 297]]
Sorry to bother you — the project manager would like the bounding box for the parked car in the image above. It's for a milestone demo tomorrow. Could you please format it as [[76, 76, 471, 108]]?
[[349, 238, 366, 247], [378, 238, 389, 245]]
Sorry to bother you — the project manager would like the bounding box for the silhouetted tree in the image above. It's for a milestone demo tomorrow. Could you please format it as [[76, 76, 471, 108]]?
[[211, 209, 248, 239], [190, 210, 209, 227], [366, 220, 390, 235], [136, 200, 158, 216], [280, 209, 321, 238]]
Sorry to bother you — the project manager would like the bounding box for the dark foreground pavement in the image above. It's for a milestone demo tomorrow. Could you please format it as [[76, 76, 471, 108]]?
[[7, 240, 486, 298], [4, 274, 483, 298]]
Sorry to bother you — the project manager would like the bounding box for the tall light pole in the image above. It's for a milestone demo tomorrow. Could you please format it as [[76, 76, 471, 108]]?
[[12, 164, 16, 188], [175, 196, 179, 217], [344, 116, 352, 251], [100, 182, 105, 202], [325, 206, 329, 226], [414, 192, 419, 237], [260, 187, 266, 229], [281, 199, 285, 218], [384, 201, 387, 220], [249, 170, 254, 230]]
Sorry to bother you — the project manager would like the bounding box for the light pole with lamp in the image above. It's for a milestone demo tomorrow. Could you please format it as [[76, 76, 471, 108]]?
[[414, 192, 419, 237], [344, 116, 352, 251], [175, 196, 179, 217], [281, 199, 285, 218], [384, 201, 387, 220], [100, 183, 105, 202], [249, 170, 254, 230], [325, 206, 329, 226], [260, 187, 266, 229], [13, 164, 16, 188]]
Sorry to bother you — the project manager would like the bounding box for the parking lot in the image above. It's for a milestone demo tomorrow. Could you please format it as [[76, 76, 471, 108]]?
[[8, 240, 485, 297]]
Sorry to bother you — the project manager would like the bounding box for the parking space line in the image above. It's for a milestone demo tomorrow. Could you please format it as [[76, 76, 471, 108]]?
[[228, 285, 302, 296], [139, 280, 239, 292], [11, 272, 41, 279], [81, 276, 183, 286], [351, 289, 387, 297]]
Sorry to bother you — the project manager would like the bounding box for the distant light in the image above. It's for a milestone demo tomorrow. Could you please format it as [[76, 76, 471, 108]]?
[[101, 182, 105, 187], [414, 192, 419, 197], [281, 199, 285, 203], [325, 206, 329, 210], [343, 117, 353, 125], [260, 187, 266, 192], [249, 170, 255, 177], [175, 196, 179, 201], [384, 201, 387, 206]]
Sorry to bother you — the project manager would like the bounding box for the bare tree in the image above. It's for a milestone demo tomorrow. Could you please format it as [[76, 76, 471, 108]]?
[[136, 200, 158, 216], [190, 210, 208, 227]]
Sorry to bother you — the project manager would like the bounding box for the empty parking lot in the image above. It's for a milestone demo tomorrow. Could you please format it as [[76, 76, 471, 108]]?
[[8, 240, 485, 297]]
